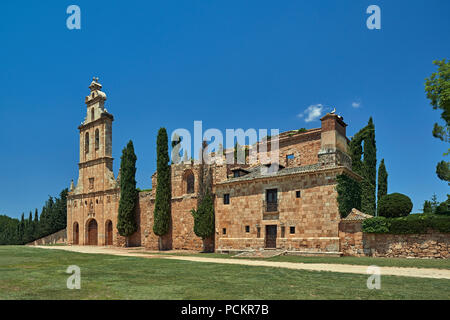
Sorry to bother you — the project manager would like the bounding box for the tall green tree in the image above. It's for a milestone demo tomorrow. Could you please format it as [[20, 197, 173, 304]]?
[[18, 213, 25, 244], [362, 117, 377, 215], [191, 190, 215, 246], [425, 59, 450, 184], [191, 141, 215, 251], [430, 193, 440, 213], [117, 140, 138, 246], [423, 200, 433, 214], [348, 117, 377, 215], [33, 209, 40, 239], [24, 211, 34, 244], [377, 158, 388, 215], [153, 128, 172, 248]]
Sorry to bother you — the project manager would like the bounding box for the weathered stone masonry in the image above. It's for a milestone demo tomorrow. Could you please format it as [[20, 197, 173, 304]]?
[[68, 78, 361, 253]]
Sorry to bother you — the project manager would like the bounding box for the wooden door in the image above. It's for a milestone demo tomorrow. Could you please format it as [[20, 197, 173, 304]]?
[[87, 219, 98, 245], [106, 221, 113, 245], [73, 223, 79, 245], [265, 225, 277, 248]]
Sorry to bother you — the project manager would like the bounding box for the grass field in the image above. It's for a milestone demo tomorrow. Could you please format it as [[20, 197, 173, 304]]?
[[141, 251, 450, 269], [0, 246, 449, 300]]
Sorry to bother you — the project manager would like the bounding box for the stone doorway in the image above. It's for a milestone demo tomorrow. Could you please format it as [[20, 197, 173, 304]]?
[[265, 225, 277, 248], [87, 219, 98, 245], [105, 220, 113, 246]]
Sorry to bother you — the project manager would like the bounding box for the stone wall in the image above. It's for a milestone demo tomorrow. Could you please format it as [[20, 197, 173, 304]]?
[[27, 229, 67, 246], [362, 232, 450, 259], [339, 221, 365, 256], [214, 168, 344, 252], [339, 221, 450, 259]]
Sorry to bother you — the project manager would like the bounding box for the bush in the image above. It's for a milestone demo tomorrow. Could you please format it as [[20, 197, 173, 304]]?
[[435, 201, 450, 215], [389, 215, 428, 234], [378, 193, 413, 218], [362, 216, 390, 233], [362, 214, 450, 234]]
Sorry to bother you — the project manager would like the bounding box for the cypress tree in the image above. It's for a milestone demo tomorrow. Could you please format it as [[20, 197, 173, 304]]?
[[423, 200, 433, 214], [34, 209, 40, 240], [377, 159, 388, 215], [117, 140, 138, 246], [153, 128, 171, 247], [24, 211, 33, 243], [362, 117, 377, 215], [191, 189, 215, 244], [18, 213, 25, 244], [349, 118, 377, 215]]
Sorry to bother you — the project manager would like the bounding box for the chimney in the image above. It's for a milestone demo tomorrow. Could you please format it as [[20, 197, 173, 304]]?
[[318, 113, 351, 167]]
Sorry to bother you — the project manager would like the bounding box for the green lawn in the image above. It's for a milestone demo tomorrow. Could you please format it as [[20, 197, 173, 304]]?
[[0, 246, 449, 300], [141, 251, 450, 270]]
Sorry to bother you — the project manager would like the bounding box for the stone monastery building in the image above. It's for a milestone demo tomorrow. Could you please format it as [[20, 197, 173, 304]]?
[[67, 79, 360, 253]]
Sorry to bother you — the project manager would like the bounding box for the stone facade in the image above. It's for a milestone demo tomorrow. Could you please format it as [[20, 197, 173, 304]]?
[[67, 79, 358, 253]]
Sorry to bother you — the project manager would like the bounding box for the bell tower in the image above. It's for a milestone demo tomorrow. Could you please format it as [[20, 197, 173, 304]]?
[[72, 77, 117, 195], [67, 78, 120, 246]]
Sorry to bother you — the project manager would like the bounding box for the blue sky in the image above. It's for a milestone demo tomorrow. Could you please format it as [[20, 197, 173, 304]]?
[[0, 0, 449, 219]]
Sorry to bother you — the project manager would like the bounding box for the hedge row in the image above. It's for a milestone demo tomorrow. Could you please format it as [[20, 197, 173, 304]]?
[[362, 214, 450, 234]]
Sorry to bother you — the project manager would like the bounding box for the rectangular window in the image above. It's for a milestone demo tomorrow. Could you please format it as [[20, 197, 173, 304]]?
[[296, 190, 301, 198], [222, 228, 227, 235], [265, 189, 278, 212], [223, 193, 230, 205], [233, 171, 240, 178], [257, 227, 261, 238], [245, 226, 250, 233], [89, 178, 94, 190], [290, 226, 295, 234], [266, 189, 277, 203], [281, 226, 285, 238]]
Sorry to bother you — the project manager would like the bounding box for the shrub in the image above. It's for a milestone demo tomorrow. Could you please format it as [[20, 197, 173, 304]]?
[[389, 215, 428, 234], [435, 201, 450, 215], [362, 216, 390, 233], [378, 193, 413, 218], [362, 214, 450, 234]]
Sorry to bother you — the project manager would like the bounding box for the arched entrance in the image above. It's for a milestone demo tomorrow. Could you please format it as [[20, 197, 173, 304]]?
[[86, 219, 98, 245], [73, 222, 79, 245], [105, 220, 113, 246]]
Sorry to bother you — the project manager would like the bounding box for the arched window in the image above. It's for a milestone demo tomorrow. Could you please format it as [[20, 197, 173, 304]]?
[[95, 129, 99, 150], [91, 108, 95, 121], [85, 132, 89, 153], [186, 172, 195, 194]]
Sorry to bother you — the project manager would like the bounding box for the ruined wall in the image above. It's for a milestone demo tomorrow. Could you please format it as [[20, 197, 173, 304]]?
[[27, 229, 67, 246]]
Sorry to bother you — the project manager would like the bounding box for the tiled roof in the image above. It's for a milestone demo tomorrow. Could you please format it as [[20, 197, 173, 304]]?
[[342, 208, 373, 221], [217, 163, 343, 184]]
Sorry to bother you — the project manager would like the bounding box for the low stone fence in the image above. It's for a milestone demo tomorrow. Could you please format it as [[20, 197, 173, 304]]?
[[362, 232, 449, 259], [339, 221, 449, 259], [27, 229, 67, 246]]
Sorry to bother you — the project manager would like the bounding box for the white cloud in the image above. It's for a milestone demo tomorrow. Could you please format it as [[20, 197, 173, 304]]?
[[352, 102, 361, 108], [298, 104, 324, 122]]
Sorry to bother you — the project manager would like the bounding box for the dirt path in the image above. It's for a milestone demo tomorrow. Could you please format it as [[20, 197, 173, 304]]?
[[34, 245, 450, 280]]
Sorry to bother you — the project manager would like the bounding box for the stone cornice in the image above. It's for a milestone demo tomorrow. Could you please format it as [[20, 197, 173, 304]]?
[[215, 165, 361, 187], [68, 188, 119, 200], [79, 157, 114, 168], [78, 113, 114, 131]]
